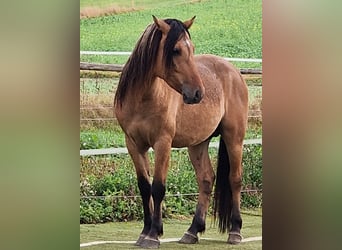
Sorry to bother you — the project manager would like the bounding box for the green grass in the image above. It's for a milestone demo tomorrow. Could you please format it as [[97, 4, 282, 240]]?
[[80, 128, 125, 149], [80, 209, 262, 249], [80, 123, 261, 149], [80, 0, 262, 68], [80, 126, 261, 149]]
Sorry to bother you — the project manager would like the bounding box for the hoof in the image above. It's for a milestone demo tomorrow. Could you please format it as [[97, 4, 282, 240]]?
[[179, 231, 198, 244], [228, 232, 242, 244], [135, 234, 146, 246], [139, 237, 160, 249]]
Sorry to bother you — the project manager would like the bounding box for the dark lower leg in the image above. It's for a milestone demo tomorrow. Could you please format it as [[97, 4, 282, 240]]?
[[139, 140, 170, 248], [227, 173, 243, 244], [231, 206, 242, 233], [230, 175, 242, 233], [137, 176, 152, 236], [225, 140, 243, 234], [188, 204, 206, 235], [148, 180, 165, 238]]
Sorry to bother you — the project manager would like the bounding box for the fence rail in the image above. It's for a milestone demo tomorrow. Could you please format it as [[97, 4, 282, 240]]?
[[80, 138, 262, 156], [80, 51, 262, 63], [80, 188, 262, 200], [80, 62, 262, 74], [80, 51, 262, 73]]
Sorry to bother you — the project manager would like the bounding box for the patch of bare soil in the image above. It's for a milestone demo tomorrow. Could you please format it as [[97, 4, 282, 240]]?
[[80, 5, 142, 19]]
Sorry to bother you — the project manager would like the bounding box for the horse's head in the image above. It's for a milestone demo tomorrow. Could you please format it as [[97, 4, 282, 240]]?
[[153, 16, 204, 104]]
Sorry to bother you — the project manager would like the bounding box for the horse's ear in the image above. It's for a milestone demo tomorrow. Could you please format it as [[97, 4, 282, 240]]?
[[183, 16, 196, 30], [152, 15, 170, 34]]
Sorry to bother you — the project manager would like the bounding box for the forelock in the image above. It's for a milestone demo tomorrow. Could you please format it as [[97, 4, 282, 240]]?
[[163, 19, 191, 68]]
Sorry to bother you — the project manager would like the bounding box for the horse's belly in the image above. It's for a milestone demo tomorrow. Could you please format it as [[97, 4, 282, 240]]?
[[172, 105, 222, 147]]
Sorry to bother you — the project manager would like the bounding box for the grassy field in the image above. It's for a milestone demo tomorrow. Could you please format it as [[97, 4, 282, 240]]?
[[80, 0, 262, 141], [80, 209, 262, 249], [80, 0, 262, 68]]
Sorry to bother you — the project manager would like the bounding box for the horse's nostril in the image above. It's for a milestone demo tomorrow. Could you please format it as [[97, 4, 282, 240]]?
[[193, 90, 202, 103], [183, 93, 191, 103], [182, 86, 203, 104]]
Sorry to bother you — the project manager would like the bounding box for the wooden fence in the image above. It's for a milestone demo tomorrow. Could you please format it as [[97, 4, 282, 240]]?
[[80, 62, 262, 74]]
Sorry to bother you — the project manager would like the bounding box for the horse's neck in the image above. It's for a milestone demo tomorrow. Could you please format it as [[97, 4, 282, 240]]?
[[140, 77, 172, 103]]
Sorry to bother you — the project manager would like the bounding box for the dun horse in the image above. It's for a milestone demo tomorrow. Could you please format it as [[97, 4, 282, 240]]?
[[114, 16, 248, 248]]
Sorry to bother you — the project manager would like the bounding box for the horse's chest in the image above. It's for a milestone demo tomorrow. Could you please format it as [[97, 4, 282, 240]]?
[[123, 111, 175, 146]]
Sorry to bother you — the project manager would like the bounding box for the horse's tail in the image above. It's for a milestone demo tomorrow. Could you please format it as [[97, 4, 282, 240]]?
[[213, 136, 232, 233]]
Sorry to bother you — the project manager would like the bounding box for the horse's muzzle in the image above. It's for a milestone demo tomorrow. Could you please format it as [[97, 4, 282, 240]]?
[[182, 86, 203, 104]]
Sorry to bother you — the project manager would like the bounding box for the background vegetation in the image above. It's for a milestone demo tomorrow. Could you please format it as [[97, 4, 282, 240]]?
[[80, 145, 262, 223], [80, 0, 262, 68], [80, 0, 262, 224]]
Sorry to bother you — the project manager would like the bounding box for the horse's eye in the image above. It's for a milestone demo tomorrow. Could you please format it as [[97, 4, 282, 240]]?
[[173, 48, 180, 56]]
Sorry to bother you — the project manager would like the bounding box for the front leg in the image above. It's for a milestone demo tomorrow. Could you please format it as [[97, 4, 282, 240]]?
[[124, 136, 152, 246], [139, 138, 172, 249]]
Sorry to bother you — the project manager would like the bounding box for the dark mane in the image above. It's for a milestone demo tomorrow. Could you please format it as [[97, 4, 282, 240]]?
[[114, 18, 191, 106]]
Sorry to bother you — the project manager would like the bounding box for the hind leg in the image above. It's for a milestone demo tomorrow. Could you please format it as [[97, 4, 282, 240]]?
[[221, 130, 245, 244], [227, 142, 244, 244], [179, 141, 215, 244]]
